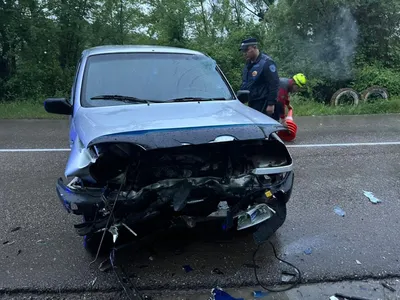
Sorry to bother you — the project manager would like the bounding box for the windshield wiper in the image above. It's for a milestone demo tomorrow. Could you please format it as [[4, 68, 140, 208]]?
[[90, 94, 162, 104], [165, 97, 228, 102]]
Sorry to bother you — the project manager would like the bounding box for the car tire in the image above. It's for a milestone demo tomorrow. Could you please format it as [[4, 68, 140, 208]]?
[[330, 88, 360, 106], [361, 86, 389, 102]]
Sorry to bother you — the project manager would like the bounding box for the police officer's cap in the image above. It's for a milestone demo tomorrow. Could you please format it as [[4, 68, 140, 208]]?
[[239, 38, 258, 51]]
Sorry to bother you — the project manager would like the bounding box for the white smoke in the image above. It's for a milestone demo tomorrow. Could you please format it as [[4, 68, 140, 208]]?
[[286, 7, 359, 81]]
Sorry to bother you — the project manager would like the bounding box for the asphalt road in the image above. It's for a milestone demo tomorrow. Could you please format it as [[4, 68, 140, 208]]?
[[1, 115, 400, 298]]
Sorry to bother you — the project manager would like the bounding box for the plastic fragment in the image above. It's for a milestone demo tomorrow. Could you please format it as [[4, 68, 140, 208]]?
[[304, 248, 312, 255], [3, 241, 15, 245], [356, 260, 361, 265], [281, 274, 295, 282], [382, 282, 396, 292], [89, 277, 97, 287], [210, 287, 244, 300], [363, 191, 382, 204], [334, 293, 372, 300], [108, 225, 119, 244], [10, 227, 21, 232], [36, 240, 46, 244], [330, 297, 339, 300], [253, 290, 269, 298], [182, 265, 193, 273], [334, 206, 346, 217]]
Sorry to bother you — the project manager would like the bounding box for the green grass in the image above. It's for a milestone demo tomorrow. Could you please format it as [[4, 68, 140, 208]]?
[[1, 97, 400, 119], [291, 96, 400, 116], [0, 100, 67, 119]]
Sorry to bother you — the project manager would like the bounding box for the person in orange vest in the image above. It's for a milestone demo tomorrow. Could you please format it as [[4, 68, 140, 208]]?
[[276, 73, 307, 127]]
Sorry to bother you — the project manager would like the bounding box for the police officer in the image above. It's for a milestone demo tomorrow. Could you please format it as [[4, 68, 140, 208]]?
[[238, 38, 280, 120]]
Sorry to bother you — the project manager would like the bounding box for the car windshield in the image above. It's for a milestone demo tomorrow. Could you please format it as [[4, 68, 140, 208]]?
[[80, 52, 235, 107]]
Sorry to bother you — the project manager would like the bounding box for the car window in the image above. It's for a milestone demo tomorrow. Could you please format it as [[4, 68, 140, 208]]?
[[80, 52, 235, 107]]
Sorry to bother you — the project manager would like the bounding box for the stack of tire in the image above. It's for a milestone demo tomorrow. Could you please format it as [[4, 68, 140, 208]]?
[[330, 86, 389, 106]]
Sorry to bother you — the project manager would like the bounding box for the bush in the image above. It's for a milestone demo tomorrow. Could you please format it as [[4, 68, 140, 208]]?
[[351, 64, 400, 96]]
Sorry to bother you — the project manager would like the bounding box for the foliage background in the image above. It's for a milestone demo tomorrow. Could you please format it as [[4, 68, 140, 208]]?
[[1, 0, 399, 104]]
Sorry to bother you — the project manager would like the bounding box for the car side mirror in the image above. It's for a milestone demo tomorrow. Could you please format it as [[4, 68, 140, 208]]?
[[44, 98, 72, 115], [237, 90, 250, 103]]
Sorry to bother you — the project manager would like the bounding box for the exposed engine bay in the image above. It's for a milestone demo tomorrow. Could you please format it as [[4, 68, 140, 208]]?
[[57, 137, 293, 247]]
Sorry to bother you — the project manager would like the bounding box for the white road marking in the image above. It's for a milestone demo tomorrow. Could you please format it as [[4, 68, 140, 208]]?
[[0, 141, 399, 153], [287, 141, 400, 148], [0, 148, 71, 152]]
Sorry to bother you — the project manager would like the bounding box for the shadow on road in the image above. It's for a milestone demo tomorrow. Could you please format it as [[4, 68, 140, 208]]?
[[94, 221, 285, 290]]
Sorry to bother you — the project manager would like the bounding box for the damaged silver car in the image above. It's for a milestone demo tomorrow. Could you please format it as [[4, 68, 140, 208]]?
[[44, 45, 294, 254]]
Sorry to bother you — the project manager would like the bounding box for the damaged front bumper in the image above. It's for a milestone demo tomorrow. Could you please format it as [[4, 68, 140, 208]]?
[[56, 137, 294, 244], [56, 169, 293, 241]]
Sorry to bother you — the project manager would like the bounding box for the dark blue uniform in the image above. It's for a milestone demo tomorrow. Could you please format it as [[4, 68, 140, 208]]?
[[240, 52, 280, 120]]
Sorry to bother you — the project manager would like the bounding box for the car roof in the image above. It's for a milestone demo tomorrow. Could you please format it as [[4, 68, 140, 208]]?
[[82, 45, 207, 57]]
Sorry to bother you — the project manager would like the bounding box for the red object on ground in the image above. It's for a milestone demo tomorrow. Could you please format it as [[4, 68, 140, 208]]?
[[277, 109, 297, 142]]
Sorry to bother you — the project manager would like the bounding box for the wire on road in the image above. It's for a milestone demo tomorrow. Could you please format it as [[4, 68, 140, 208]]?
[[252, 241, 302, 292]]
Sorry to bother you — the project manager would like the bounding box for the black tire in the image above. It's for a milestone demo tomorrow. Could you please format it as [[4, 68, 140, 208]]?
[[361, 86, 389, 102], [330, 88, 360, 106]]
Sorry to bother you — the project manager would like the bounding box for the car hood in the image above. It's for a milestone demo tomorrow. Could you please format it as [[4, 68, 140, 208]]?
[[74, 100, 284, 149]]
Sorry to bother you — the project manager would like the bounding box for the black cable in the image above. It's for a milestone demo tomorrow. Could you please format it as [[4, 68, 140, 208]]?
[[252, 241, 302, 292], [110, 249, 144, 300], [89, 167, 129, 266]]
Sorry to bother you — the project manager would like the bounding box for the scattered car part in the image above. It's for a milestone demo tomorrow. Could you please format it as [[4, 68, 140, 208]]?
[[253, 290, 269, 298], [381, 282, 396, 292], [361, 86, 389, 102], [330, 88, 360, 106], [333, 293, 371, 300], [334, 206, 346, 217], [363, 191, 382, 204], [10, 227, 21, 232]]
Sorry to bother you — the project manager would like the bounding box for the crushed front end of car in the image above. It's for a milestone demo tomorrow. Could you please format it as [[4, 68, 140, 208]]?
[[56, 130, 293, 253]]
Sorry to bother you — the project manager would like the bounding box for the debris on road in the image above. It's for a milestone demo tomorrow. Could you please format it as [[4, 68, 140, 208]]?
[[253, 290, 269, 298], [381, 282, 396, 292], [334, 206, 346, 217], [281, 273, 295, 282], [333, 293, 371, 300], [17, 249, 22, 255], [212, 268, 224, 275], [3, 240, 15, 245], [182, 265, 193, 273], [10, 226, 21, 232], [36, 239, 46, 244], [304, 248, 312, 255], [356, 260, 362, 265], [89, 277, 97, 287], [243, 263, 260, 269], [363, 191, 382, 204], [330, 296, 339, 300], [210, 287, 244, 300], [137, 264, 149, 269]]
